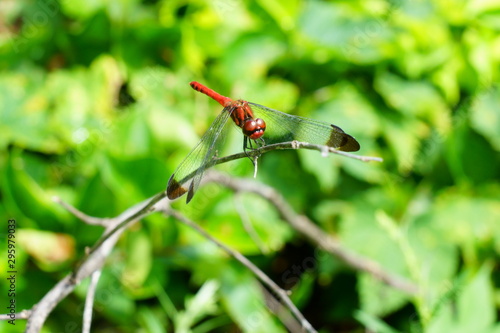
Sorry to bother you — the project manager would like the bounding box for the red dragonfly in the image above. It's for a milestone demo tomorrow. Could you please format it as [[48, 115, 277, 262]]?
[[167, 82, 360, 203]]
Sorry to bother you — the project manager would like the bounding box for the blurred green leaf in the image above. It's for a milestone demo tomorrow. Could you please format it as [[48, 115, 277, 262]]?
[[375, 72, 450, 128], [299, 1, 392, 63], [470, 87, 500, 151], [220, 35, 286, 82], [428, 264, 496, 333], [60, 0, 106, 19], [123, 229, 153, 294], [256, 0, 301, 31], [138, 306, 167, 333], [429, 193, 500, 265], [3, 151, 69, 229], [17, 229, 75, 271], [354, 309, 401, 333], [174, 280, 220, 333], [339, 189, 410, 279], [220, 268, 286, 333]]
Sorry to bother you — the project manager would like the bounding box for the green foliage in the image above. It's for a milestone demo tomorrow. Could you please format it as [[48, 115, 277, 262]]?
[[1, 0, 499, 332]]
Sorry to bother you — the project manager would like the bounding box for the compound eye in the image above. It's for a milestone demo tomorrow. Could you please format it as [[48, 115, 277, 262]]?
[[242, 119, 257, 136], [243, 118, 266, 140], [255, 118, 266, 129]]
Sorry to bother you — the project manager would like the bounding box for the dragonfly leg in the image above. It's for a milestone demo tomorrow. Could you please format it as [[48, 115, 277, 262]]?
[[243, 136, 254, 162], [244, 136, 265, 152], [250, 139, 264, 177], [243, 136, 265, 168], [256, 137, 265, 148]]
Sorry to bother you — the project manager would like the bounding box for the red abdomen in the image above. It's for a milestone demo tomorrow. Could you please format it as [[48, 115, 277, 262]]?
[[190, 81, 231, 107]]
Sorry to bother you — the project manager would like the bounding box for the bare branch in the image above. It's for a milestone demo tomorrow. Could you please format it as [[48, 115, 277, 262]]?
[[205, 172, 419, 295], [83, 270, 102, 333], [216, 141, 383, 163], [261, 286, 304, 333], [176, 140, 382, 187], [53, 196, 109, 226], [163, 208, 318, 333], [0, 309, 31, 320], [234, 193, 269, 254], [24, 194, 170, 332]]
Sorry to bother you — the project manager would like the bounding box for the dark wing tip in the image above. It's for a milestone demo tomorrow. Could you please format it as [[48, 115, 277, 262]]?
[[339, 133, 360, 152], [166, 176, 188, 200], [186, 181, 196, 204], [329, 125, 361, 152]]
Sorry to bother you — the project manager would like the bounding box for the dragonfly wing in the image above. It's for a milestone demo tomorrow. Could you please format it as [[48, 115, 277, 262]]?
[[249, 103, 360, 152], [167, 106, 233, 203]]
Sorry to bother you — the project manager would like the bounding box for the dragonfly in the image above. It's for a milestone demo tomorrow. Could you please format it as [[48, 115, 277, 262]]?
[[167, 82, 360, 203]]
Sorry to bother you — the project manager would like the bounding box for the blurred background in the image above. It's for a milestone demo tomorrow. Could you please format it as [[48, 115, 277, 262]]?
[[1, 0, 499, 332]]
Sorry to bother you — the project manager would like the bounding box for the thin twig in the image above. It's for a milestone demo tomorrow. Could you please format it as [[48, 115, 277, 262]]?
[[215, 141, 384, 164], [83, 270, 102, 333], [0, 309, 31, 320], [53, 196, 109, 226], [260, 286, 304, 333], [234, 193, 268, 254], [164, 208, 318, 333], [205, 172, 419, 295], [176, 140, 382, 186]]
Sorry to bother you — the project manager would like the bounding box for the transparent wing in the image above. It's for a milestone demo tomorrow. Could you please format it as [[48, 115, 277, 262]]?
[[249, 102, 360, 151], [167, 106, 233, 203]]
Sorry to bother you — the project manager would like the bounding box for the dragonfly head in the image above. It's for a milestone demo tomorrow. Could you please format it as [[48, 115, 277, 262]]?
[[243, 118, 266, 140]]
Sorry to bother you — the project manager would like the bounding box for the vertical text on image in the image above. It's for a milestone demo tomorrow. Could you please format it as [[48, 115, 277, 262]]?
[[6, 219, 17, 325]]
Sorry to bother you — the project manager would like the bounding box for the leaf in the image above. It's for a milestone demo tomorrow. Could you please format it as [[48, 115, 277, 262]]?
[[0, 71, 65, 153], [256, 0, 301, 30], [430, 194, 500, 253], [17, 229, 75, 271], [138, 306, 167, 333], [200, 194, 293, 255], [470, 87, 500, 151], [428, 264, 496, 333], [105, 155, 169, 199], [219, 268, 286, 333], [456, 265, 495, 332], [340, 189, 409, 278], [382, 115, 426, 173], [3, 151, 69, 230], [123, 230, 153, 293], [175, 280, 219, 333], [354, 309, 401, 333], [289, 271, 316, 309], [375, 72, 450, 127], [299, 1, 392, 63], [220, 35, 286, 82], [60, 0, 106, 19]]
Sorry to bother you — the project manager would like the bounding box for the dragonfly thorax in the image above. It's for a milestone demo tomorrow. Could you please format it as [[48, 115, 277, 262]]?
[[230, 100, 266, 139]]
